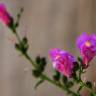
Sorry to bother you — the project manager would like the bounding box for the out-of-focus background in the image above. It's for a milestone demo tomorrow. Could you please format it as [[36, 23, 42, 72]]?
[[0, 0, 96, 96]]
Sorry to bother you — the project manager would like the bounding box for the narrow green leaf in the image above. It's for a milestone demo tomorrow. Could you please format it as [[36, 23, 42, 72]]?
[[34, 79, 44, 89], [77, 85, 83, 92], [15, 8, 24, 28]]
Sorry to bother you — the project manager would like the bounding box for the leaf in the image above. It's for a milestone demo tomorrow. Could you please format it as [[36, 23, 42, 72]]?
[[53, 70, 61, 81], [73, 62, 80, 72], [90, 93, 96, 96], [32, 70, 41, 78], [62, 76, 68, 84], [34, 79, 44, 89], [35, 56, 41, 64], [15, 43, 20, 51], [15, 7, 24, 28], [78, 57, 82, 63], [77, 85, 83, 92], [40, 57, 47, 66], [35, 56, 47, 73], [72, 73, 79, 83], [86, 81, 92, 89], [8, 17, 15, 31], [22, 37, 28, 44], [67, 81, 74, 88]]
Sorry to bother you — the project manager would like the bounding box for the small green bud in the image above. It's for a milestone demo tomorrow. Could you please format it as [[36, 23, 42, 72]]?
[[32, 70, 41, 78], [23, 37, 28, 44], [62, 76, 68, 84], [86, 81, 92, 89], [53, 71, 60, 81], [35, 56, 41, 64], [73, 62, 80, 72], [41, 57, 46, 65], [15, 43, 20, 50]]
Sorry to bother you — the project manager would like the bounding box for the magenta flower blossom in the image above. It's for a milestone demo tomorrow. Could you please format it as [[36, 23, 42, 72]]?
[[76, 33, 96, 67], [49, 48, 75, 77], [0, 3, 12, 25]]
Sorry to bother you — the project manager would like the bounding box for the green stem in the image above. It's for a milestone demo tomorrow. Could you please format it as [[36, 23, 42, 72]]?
[[41, 74, 79, 96], [80, 80, 95, 94], [11, 27, 21, 43], [15, 32, 21, 43], [78, 64, 96, 94], [14, 30, 37, 68], [24, 52, 37, 68]]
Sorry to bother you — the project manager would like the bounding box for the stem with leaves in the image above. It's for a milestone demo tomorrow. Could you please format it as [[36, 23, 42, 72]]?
[[6, 8, 96, 96], [13, 28, 79, 96]]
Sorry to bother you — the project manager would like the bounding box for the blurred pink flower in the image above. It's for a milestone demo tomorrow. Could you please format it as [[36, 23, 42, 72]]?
[[76, 33, 96, 67], [0, 3, 12, 25], [49, 48, 75, 77]]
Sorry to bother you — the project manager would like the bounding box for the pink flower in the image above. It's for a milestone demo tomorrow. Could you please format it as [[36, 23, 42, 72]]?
[[0, 3, 12, 25], [49, 48, 75, 77], [76, 33, 96, 67]]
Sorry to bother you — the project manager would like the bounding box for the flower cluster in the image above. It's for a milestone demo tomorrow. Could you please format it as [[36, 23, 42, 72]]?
[[49, 33, 96, 77]]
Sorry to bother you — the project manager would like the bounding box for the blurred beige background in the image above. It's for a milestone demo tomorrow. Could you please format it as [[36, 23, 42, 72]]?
[[0, 0, 96, 96]]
